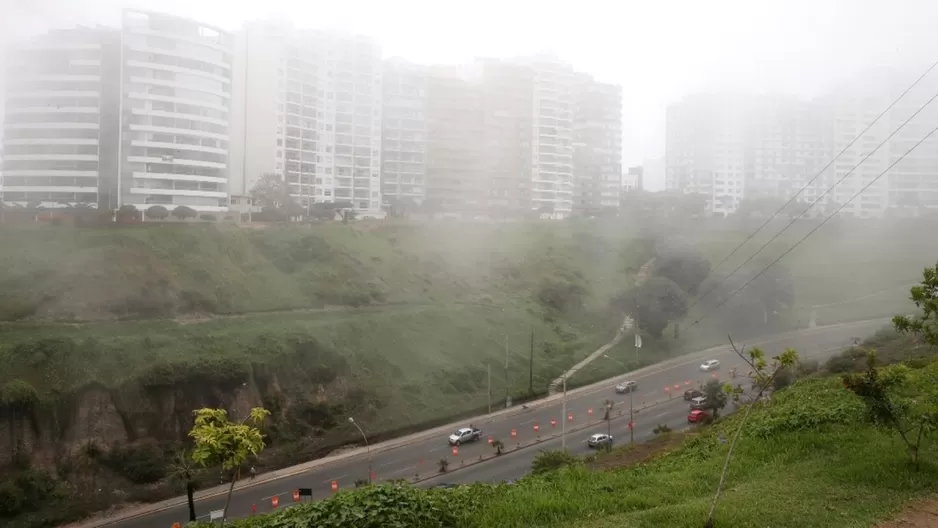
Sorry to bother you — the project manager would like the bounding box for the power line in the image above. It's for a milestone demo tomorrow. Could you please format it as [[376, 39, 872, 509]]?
[[688, 85, 938, 313], [691, 59, 938, 309], [692, 119, 938, 327]]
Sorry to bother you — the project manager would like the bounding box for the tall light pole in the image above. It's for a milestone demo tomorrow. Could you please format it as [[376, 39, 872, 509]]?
[[603, 354, 634, 444], [348, 417, 372, 483]]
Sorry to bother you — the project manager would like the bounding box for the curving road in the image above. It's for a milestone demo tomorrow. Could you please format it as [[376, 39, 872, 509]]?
[[95, 319, 884, 528]]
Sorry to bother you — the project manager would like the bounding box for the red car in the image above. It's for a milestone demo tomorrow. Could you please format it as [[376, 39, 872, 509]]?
[[687, 409, 711, 423]]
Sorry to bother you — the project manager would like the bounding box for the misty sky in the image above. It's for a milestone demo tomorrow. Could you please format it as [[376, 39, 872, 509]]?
[[5, 0, 938, 191]]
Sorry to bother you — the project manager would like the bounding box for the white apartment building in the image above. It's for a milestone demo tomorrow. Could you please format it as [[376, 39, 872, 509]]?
[[230, 21, 384, 216], [666, 93, 749, 215], [572, 74, 622, 211], [381, 58, 427, 207], [119, 10, 233, 212], [2, 27, 116, 208], [523, 54, 576, 217]]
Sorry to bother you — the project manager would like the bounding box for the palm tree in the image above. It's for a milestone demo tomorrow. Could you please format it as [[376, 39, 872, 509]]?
[[169, 450, 199, 522], [603, 399, 615, 435], [491, 439, 504, 456]]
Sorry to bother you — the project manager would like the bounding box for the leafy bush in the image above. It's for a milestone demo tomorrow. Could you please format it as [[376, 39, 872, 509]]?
[[772, 367, 796, 391], [530, 449, 581, 475], [172, 206, 198, 220], [103, 439, 167, 484], [145, 205, 169, 220], [824, 348, 867, 374], [743, 377, 864, 439], [199, 214, 217, 222], [797, 359, 820, 377], [0, 469, 59, 517], [653, 424, 672, 435]]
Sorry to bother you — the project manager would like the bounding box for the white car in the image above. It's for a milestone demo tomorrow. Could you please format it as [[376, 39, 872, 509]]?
[[615, 380, 638, 394], [587, 433, 613, 448], [700, 359, 721, 372]]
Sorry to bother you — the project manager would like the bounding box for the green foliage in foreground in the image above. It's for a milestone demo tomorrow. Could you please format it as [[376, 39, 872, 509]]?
[[197, 364, 938, 528]]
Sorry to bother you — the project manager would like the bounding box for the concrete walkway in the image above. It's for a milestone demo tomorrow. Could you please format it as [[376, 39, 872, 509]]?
[[547, 258, 655, 395]]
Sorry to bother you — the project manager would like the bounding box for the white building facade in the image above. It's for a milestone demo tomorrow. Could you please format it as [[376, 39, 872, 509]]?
[[229, 21, 384, 217], [2, 27, 117, 208], [119, 10, 233, 212]]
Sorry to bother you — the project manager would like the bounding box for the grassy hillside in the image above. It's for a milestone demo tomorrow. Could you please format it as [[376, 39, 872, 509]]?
[[209, 357, 938, 528]]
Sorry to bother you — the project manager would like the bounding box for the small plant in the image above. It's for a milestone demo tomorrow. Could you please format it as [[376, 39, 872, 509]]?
[[354, 479, 370, 488], [531, 449, 580, 475], [438, 458, 449, 473], [652, 424, 672, 435], [491, 439, 504, 456]]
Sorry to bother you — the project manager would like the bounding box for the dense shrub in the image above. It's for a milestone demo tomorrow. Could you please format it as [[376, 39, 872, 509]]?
[[103, 439, 166, 484], [0, 469, 59, 517], [531, 449, 581, 475]]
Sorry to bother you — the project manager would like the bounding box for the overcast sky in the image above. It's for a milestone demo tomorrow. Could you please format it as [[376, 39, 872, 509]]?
[[5, 0, 938, 190]]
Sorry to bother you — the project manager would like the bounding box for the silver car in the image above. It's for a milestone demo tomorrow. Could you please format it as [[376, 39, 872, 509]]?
[[588, 433, 614, 448], [700, 359, 721, 372], [615, 380, 638, 394]]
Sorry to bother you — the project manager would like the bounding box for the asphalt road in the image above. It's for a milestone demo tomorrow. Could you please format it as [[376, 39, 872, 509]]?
[[109, 319, 883, 527]]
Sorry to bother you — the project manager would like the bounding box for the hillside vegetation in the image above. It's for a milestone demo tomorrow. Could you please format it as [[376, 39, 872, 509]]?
[[0, 216, 933, 526], [202, 355, 938, 528]]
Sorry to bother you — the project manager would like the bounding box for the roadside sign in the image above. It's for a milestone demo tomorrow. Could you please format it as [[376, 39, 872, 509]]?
[[210, 509, 224, 520], [298, 488, 312, 497]]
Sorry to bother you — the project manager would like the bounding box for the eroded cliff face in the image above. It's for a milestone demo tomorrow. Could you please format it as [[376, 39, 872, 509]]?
[[0, 379, 266, 469]]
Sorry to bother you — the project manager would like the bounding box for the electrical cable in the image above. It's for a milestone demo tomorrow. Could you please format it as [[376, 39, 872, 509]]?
[[692, 119, 938, 326], [688, 59, 938, 310]]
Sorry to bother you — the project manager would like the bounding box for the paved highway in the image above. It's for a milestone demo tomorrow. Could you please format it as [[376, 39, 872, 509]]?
[[103, 319, 883, 527]]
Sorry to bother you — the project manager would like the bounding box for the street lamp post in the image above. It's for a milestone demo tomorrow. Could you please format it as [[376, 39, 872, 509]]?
[[561, 373, 567, 450], [348, 417, 372, 483]]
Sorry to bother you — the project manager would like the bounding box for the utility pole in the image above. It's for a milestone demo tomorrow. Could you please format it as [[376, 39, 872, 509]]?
[[504, 335, 509, 408], [487, 363, 492, 414], [561, 373, 567, 450], [629, 389, 634, 443], [528, 328, 534, 395]]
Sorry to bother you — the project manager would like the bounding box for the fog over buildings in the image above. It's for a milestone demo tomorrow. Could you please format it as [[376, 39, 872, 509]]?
[[3, 0, 938, 217]]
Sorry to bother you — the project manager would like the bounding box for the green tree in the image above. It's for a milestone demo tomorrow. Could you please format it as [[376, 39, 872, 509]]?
[[842, 352, 937, 469], [145, 205, 169, 220], [893, 262, 938, 347], [611, 276, 688, 337], [172, 205, 198, 220], [169, 450, 199, 522], [189, 407, 270, 521], [602, 399, 615, 435], [116, 204, 139, 222], [702, 379, 728, 417], [654, 246, 712, 295], [491, 439, 504, 456], [250, 173, 298, 213]]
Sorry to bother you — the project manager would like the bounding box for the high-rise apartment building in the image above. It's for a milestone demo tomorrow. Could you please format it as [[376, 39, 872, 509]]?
[[666, 93, 750, 215], [381, 58, 427, 207], [423, 64, 485, 211], [229, 20, 384, 216], [1, 10, 232, 213], [572, 74, 622, 211], [119, 10, 233, 212], [477, 58, 534, 213], [2, 27, 118, 208], [525, 54, 576, 216]]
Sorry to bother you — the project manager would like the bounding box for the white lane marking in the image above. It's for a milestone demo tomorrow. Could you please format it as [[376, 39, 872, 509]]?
[[520, 418, 536, 425], [260, 491, 287, 501], [429, 446, 445, 453], [321, 475, 346, 484]]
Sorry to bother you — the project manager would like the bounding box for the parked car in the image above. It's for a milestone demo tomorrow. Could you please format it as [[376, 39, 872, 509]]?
[[448, 427, 482, 446], [687, 409, 711, 423], [587, 433, 614, 448], [689, 396, 708, 410], [684, 388, 704, 401], [700, 359, 721, 372], [615, 380, 638, 394]]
